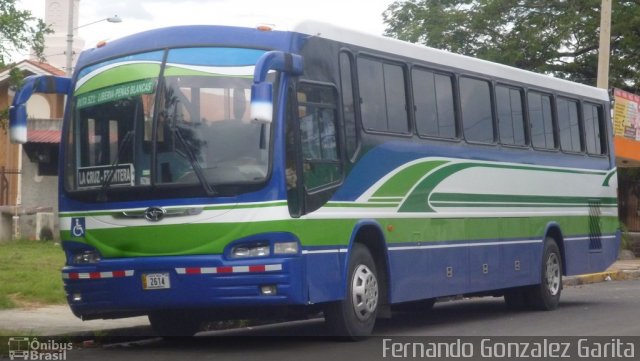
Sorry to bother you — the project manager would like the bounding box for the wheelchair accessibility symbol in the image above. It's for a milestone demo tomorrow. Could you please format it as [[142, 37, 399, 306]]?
[[71, 217, 85, 237]]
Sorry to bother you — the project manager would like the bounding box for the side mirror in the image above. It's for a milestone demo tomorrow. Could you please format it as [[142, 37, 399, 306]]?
[[250, 51, 303, 123], [9, 75, 71, 144]]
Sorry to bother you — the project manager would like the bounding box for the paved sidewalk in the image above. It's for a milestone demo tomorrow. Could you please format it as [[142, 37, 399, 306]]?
[[564, 258, 640, 286], [0, 306, 149, 336], [0, 259, 638, 337]]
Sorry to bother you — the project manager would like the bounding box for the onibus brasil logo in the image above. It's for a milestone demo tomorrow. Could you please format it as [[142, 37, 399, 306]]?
[[7, 337, 72, 360]]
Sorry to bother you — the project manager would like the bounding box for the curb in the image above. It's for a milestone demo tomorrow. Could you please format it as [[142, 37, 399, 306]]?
[[564, 269, 640, 286]]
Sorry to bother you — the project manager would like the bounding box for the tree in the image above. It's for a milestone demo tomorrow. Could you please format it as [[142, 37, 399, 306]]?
[[383, 0, 640, 92], [0, 0, 50, 67], [1, 0, 50, 129]]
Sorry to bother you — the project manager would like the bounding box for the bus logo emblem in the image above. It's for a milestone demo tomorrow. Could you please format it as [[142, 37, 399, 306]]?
[[144, 207, 166, 222]]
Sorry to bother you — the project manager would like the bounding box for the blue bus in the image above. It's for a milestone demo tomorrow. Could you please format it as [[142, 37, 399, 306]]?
[[10, 21, 619, 337]]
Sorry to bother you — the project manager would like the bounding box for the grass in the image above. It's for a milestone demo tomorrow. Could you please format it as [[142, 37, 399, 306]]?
[[0, 240, 67, 309]]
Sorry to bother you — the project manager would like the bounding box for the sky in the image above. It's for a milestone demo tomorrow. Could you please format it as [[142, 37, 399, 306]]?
[[16, 0, 394, 58]]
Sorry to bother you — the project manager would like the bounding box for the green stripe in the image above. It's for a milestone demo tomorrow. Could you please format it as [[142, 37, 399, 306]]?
[[400, 162, 611, 213], [430, 202, 618, 208], [59, 215, 619, 258], [603, 169, 618, 186], [430, 193, 618, 206], [326, 202, 398, 208], [371, 161, 448, 198], [74, 63, 161, 96]]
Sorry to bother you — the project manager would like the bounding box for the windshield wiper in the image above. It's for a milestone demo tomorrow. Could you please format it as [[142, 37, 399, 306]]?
[[171, 125, 217, 196], [96, 130, 134, 202]]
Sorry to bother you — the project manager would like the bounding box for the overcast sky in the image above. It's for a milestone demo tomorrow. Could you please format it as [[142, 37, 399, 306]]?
[[17, 0, 393, 57]]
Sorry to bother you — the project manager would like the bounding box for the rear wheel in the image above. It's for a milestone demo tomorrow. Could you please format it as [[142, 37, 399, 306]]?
[[526, 238, 562, 310], [324, 243, 379, 338], [148, 311, 202, 336]]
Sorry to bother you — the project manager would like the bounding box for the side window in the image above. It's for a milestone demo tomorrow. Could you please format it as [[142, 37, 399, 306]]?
[[460, 77, 494, 143], [557, 97, 582, 153], [496, 85, 526, 146], [297, 83, 341, 191], [339, 52, 358, 159], [412, 68, 456, 138], [584, 103, 606, 155], [528, 91, 556, 149], [357, 57, 409, 133]]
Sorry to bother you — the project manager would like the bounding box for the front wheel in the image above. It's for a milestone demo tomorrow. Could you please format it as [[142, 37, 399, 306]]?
[[324, 243, 379, 338], [526, 238, 563, 310]]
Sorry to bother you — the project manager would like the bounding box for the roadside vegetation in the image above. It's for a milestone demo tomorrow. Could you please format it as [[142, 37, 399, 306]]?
[[0, 240, 66, 309]]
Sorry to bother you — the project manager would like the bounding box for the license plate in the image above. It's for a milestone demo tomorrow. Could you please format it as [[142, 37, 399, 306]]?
[[142, 273, 170, 290]]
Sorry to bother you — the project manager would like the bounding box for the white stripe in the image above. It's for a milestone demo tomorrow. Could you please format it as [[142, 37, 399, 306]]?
[[302, 249, 342, 255], [176, 268, 186, 274], [200, 267, 218, 274], [265, 264, 283, 271], [100, 272, 112, 278], [565, 235, 617, 241], [233, 266, 250, 273], [124, 270, 135, 276]]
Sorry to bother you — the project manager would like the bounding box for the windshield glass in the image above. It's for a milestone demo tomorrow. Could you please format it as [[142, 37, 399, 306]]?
[[64, 47, 272, 199]]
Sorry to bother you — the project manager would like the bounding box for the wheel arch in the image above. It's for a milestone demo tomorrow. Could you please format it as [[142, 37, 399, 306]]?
[[344, 220, 391, 305], [543, 222, 567, 275]]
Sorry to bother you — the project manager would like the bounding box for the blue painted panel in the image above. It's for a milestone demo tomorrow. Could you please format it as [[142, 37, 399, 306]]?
[[501, 243, 538, 288], [388, 248, 428, 303], [563, 233, 620, 276], [305, 252, 344, 303], [468, 244, 502, 293]]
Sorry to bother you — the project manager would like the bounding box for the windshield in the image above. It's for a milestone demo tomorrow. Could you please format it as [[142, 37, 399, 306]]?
[[64, 47, 273, 199]]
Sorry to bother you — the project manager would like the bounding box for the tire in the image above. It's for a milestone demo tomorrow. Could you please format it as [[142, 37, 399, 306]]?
[[148, 311, 202, 336], [324, 243, 379, 338], [526, 238, 563, 311]]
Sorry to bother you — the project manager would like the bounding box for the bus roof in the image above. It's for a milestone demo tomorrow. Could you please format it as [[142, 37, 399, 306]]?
[[291, 20, 609, 101]]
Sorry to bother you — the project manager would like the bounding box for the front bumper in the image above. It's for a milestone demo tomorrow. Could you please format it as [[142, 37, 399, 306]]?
[[62, 254, 306, 319]]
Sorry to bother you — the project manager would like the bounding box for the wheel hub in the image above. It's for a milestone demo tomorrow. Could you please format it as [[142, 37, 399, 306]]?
[[351, 264, 379, 321]]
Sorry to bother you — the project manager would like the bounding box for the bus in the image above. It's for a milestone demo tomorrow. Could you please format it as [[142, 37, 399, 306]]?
[[9, 21, 619, 337]]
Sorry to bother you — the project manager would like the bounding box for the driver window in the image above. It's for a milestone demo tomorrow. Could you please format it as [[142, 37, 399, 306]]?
[[297, 83, 341, 191]]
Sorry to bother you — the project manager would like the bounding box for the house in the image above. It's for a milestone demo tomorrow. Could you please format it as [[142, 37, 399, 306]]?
[[0, 60, 65, 241]]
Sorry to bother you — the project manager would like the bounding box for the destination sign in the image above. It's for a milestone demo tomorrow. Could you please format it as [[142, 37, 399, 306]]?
[[76, 79, 155, 109], [77, 164, 134, 189]]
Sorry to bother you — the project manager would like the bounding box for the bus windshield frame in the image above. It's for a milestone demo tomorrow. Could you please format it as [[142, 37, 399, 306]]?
[[63, 47, 278, 201]]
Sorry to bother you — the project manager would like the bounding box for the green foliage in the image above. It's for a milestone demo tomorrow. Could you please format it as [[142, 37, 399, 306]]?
[[0, 0, 51, 67], [619, 222, 631, 251], [383, 0, 640, 92], [0, 240, 67, 309]]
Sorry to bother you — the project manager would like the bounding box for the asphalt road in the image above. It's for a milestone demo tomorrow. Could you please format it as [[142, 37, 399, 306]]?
[[66, 280, 640, 361]]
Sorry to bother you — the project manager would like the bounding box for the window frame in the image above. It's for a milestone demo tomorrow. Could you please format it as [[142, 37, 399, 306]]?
[[295, 80, 344, 194], [582, 101, 609, 157], [338, 50, 362, 162], [556, 95, 584, 154], [495, 83, 528, 148], [527, 89, 559, 152], [411, 65, 459, 141], [458, 75, 497, 145], [355, 53, 412, 137]]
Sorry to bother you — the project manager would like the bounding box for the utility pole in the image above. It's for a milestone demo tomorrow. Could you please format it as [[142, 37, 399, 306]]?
[[597, 0, 612, 89], [65, 0, 75, 76]]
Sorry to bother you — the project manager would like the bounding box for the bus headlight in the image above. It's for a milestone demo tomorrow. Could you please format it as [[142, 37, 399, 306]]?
[[274, 241, 299, 255], [231, 243, 270, 258]]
